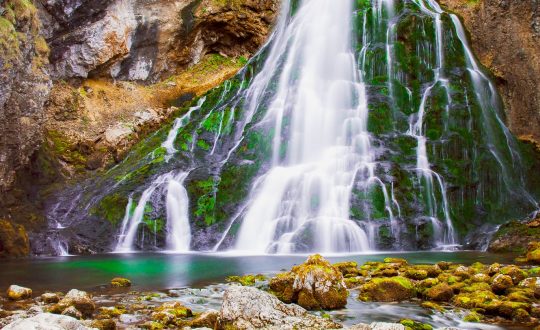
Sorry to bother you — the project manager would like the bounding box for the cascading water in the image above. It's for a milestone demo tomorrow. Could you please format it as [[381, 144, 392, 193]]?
[[47, 0, 539, 255], [115, 171, 191, 252], [235, 0, 375, 253]]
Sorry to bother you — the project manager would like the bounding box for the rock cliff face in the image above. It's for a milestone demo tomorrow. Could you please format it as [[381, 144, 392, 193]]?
[[438, 0, 540, 143], [39, 0, 277, 81], [0, 0, 51, 193], [0, 0, 279, 257]]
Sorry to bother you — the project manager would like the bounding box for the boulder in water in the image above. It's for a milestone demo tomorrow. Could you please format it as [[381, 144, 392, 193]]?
[[110, 277, 131, 288], [49, 289, 96, 318], [6, 285, 32, 300], [61, 306, 82, 320], [41, 293, 60, 304], [359, 276, 415, 302], [424, 283, 453, 302], [269, 254, 348, 310], [500, 265, 527, 284], [151, 301, 192, 327], [2, 312, 92, 330], [189, 309, 219, 328], [219, 285, 342, 329], [491, 274, 514, 294]]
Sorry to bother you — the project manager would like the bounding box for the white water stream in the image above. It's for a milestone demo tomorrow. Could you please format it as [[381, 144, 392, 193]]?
[[235, 0, 374, 253]]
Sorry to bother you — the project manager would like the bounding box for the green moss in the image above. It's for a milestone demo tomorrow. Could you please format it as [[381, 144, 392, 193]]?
[[91, 193, 129, 225], [226, 274, 266, 286]]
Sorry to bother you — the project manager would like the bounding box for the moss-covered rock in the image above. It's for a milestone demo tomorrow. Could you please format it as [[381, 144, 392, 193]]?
[[405, 268, 428, 280], [6, 284, 32, 300], [399, 319, 433, 330], [333, 261, 361, 277], [491, 274, 514, 294], [269, 254, 348, 310], [526, 241, 540, 264], [0, 219, 30, 258], [49, 289, 96, 318], [424, 283, 453, 302], [359, 276, 416, 302], [463, 311, 483, 322], [500, 265, 527, 284], [226, 274, 266, 286], [151, 301, 192, 327], [110, 277, 131, 288]]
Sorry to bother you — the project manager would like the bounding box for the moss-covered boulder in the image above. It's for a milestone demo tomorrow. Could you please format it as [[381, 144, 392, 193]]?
[[49, 289, 96, 318], [226, 274, 266, 286], [399, 319, 433, 330], [405, 268, 428, 280], [491, 274, 514, 294], [359, 276, 415, 302], [333, 261, 361, 277], [526, 241, 540, 264], [110, 277, 131, 288], [6, 285, 32, 300], [269, 254, 347, 310], [151, 301, 192, 327], [518, 277, 540, 297], [424, 283, 453, 302], [500, 265, 527, 284], [452, 290, 499, 311]]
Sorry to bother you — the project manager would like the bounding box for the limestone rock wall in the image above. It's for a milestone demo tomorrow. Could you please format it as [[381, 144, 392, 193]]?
[[438, 0, 540, 143]]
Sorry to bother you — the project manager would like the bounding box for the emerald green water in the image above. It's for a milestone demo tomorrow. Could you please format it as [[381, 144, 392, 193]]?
[[0, 252, 515, 293]]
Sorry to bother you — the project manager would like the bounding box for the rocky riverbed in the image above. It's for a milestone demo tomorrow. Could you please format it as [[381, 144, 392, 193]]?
[[2, 249, 540, 330]]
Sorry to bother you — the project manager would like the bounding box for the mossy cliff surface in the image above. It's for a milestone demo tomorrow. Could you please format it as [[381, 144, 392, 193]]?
[[49, 0, 540, 255], [0, 0, 279, 256]]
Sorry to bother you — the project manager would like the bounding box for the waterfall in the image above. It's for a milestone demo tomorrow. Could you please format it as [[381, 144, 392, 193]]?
[[68, 0, 539, 256], [115, 171, 191, 252], [234, 0, 373, 253], [166, 172, 191, 252]]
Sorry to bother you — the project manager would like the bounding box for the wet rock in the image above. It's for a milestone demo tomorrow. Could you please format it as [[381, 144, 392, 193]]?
[[359, 276, 415, 302], [269, 254, 348, 310], [226, 274, 266, 286], [151, 301, 192, 327], [453, 266, 472, 278], [91, 319, 117, 330], [383, 258, 408, 265], [6, 285, 32, 300], [405, 268, 428, 280], [61, 306, 82, 319], [463, 311, 483, 322], [350, 322, 406, 330], [110, 277, 131, 288], [526, 242, 540, 263], [491, 274, 514, 293], [2, 312, 92, 329], [50, 289, 95, 318], [424, 283, 453, 302], [333, 261, 361, 277], [436, 261, 451, 270], [453, 290, 499, 310], [41, 292, 60, 304], [189, 309, 218, 328], [518, 277, 540, 297], [0, 220, 30, 258], [472, 273, 491, 283], [488, 263, 501, 276], [399, 319, 433, 330], [500, 265, 527, 284], [219, 285, 342, 329]]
